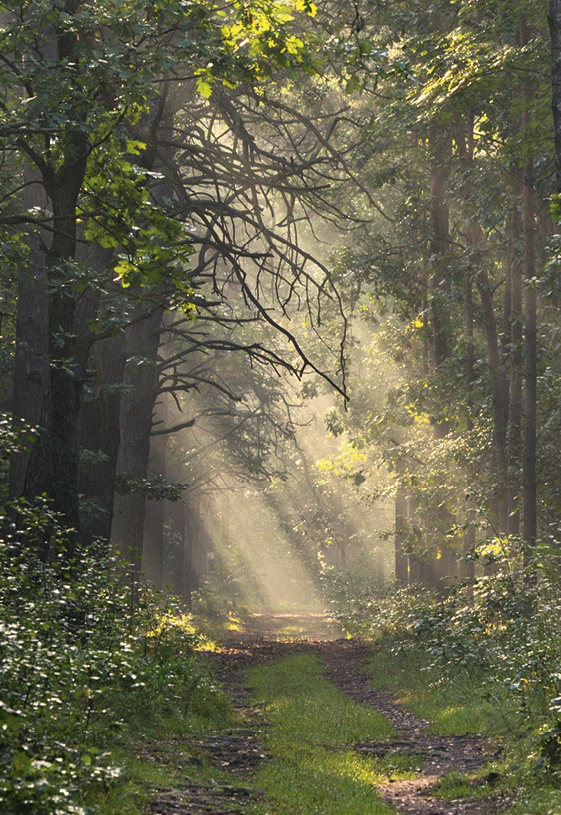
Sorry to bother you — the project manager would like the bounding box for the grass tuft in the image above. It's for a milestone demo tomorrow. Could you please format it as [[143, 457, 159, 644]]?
[[364, 648, 516, 737]]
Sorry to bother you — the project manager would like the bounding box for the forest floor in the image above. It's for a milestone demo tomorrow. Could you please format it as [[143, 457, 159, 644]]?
[[148, 613, 515, 815]]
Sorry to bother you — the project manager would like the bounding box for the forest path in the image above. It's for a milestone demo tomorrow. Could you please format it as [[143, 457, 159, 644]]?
[[151, 614, 513, 815], [218, 616, 512, 815], [226, 610, 345, 642]]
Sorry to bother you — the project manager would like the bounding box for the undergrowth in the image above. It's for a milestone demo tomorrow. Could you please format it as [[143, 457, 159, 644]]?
[[0, 499, 227, 815]]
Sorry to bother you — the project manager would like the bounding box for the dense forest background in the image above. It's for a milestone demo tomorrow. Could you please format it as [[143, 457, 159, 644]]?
[[4, 0, 560, 606], [4, 0, 561, 811]]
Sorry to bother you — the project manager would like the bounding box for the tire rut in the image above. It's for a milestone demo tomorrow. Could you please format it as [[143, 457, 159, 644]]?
[[311, 638, 513, 815], [217, 633, 514, 815], [151, 623, 515, 815]]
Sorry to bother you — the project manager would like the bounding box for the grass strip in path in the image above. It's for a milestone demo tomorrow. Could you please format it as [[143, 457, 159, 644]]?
[[245, 652, 416, 815]]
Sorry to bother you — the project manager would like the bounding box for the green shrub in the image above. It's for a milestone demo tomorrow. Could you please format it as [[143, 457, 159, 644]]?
[[0, 499, 213, 814]]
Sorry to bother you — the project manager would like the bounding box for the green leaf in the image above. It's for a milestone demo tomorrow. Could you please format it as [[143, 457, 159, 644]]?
[[196, 76, 214, 98]]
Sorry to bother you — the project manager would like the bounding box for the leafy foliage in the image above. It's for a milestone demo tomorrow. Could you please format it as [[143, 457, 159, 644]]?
[[115, 473, 186, 501], [0, 500, 216, 814]]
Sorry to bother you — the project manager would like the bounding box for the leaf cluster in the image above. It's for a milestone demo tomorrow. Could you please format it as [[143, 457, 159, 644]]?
[[0, 496, 217, 814]]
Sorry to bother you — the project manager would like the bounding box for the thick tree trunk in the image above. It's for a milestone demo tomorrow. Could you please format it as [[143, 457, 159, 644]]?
[[111, 305, 164, 586], [16, 17, 90, 542], [22, 164, 88, 548]]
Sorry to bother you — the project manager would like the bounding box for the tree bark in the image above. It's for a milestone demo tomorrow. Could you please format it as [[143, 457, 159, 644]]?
[[395, 486, 409, 584], [22, 155, 88, 547], [508, 209, 524, 536], [521, 20, 537, 580], [428, 124, 451, 375], [9, 169, 49, 499], [549, 0, 561, 193], [141, 396, 168, 589], [476, 265, 509, 534], [522, 162, 537, 573], [463, 265, 476, 580], [110, 304, 164, 587], [17, 16, 90, 545], [78, 331, 127, 547], [428, 123, 456, 588], [166, 496, 185, 599]]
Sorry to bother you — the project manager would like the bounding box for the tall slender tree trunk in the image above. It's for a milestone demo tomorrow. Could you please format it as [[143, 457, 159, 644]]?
[[462, 263, 476, 581], [166, 496, 185, 599], [142, 396, 168, 589], [476, 265, 509, 537], [9, 169, 49, 499], [549, 0, 561, 193], [395, 486, 409, 584], [428, 124, 451, 377], [428, 123, 456, 590], [455, 111, 477, 581], [78, 331, 127, 547], [508, 209, 524, 535], [457, 111, 509, 551], [521, 20, 537, 577]]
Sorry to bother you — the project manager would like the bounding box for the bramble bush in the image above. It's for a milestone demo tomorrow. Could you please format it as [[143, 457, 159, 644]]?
[[0, 498, 217, 815]]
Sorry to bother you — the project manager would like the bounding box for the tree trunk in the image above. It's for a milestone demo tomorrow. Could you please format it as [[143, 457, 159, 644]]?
[[22, 163, 88, 549], [395, 486, 409, 584], [428, 123, 456, 588], [141, 396, 168, 589], [9, 169, 49, 499], [462, 257, 476, 581], [78, 331, 127, 547], [508, 209, 524, 535], [549, 0, 561, 193], [521, 26, 538, 577], [428, 124, 451, 375], [476, 266, 509, 535], [110, 305, 164, 587], [166, 496, 185, 599]]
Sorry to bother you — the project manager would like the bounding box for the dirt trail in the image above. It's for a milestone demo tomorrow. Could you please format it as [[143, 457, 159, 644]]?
[[308, 639, 510, 815], [152, 613, 514, 815], [227, 611, 345, 642]]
